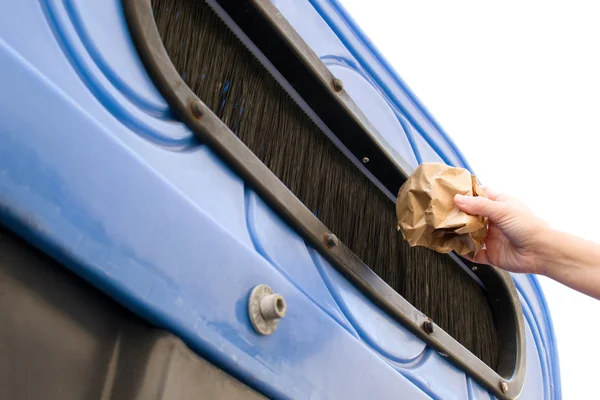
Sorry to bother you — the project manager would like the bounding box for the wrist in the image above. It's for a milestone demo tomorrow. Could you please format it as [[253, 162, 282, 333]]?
[[532, 226, 560, 277]]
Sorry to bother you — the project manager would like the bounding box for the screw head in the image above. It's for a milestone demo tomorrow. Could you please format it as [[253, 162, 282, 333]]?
[[500, 381, 508, 394], [324, 233, 339, 249], [422, 319, 434, 334], [190, 101, 204, 119], [332, 78, 344, 92], [362, 157, 369, 164]]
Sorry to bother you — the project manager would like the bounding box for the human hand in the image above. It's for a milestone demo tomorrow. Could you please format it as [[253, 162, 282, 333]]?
[[454, 187, 550, 274]]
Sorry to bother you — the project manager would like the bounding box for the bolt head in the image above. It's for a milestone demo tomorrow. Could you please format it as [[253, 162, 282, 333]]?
[[332, 78, 344, 92], [422, 319, 434, 334], [362, 157, 369, 164], [190, 101, 204, 119], [324, 233, 339, 249], [500, 381, 508, 394]]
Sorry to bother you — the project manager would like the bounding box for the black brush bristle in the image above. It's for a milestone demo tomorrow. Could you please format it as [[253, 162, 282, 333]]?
[[152, 0, 499, 368]]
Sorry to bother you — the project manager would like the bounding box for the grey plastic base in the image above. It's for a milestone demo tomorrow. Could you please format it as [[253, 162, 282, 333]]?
[[0, 226, 265, 400]]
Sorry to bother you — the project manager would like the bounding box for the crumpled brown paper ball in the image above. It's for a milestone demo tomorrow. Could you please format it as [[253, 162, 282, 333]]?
[[396, 162, 488, 257]]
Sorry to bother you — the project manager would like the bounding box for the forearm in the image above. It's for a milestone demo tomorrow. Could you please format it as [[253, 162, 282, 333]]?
[[538, 229, 600, 300]]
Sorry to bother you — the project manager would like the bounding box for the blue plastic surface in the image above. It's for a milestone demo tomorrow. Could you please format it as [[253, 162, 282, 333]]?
[[0, 0, 560, 399]]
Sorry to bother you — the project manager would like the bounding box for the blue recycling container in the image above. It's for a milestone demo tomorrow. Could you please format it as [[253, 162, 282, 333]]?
[[0, 0, 560, 399]]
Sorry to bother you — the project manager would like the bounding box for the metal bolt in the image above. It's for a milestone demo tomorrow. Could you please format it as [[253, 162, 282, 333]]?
[[500, 381, 509, 394], [472, 266, 478, 271], [324, 233, 339, 249], [190, 101, 204, 119], [362, 157, 369, 164], [332, 77, 344, 92], [248, 285, 286, 335], [422, 319, 434, 334]]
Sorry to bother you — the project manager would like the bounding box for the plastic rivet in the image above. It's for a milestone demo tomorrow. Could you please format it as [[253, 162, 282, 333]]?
[[248, 285, 287, 335]]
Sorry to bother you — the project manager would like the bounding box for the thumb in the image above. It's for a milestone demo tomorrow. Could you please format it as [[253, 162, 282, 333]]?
[[454, 194, 505, 220]]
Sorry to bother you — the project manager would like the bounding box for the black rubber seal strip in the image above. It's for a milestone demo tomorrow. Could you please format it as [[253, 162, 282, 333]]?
[[122, 1, 526, 398]]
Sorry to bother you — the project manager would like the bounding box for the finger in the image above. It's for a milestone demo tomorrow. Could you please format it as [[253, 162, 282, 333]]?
[[479, 185, 501, 201], [454, 194, 506, 221]]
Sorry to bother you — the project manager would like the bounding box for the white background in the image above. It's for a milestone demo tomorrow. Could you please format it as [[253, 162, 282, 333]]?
[[339, 1, 600, 398]]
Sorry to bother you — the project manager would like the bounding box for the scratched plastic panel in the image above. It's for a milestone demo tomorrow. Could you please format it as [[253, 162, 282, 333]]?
[[11, 0, 253, 247], [0, 7, 436, 399], [0, 1, 440, 398]]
